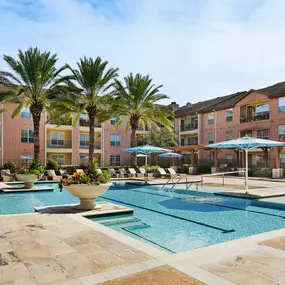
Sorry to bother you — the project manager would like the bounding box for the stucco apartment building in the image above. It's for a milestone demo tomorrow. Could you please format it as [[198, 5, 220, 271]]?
[[174, 81, 285, 170], [0, 105, 150, 167]]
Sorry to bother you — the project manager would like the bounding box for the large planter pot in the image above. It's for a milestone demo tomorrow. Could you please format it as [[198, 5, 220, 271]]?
[[16, 174, 37, 189], [65, 183, 112, 210]]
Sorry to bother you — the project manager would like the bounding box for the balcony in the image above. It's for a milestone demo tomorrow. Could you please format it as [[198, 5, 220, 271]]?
[[180, 122, 198, 131], [79, 118, 101, 128], [48, 118, 72, 126], [240, 111, 269, 123], [47, 140, 72, 148], [79, 141, 101, 149], [181, 138, 198, 146]]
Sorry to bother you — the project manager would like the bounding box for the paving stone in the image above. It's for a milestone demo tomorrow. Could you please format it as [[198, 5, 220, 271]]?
[[56, 251, 101, 278], [0, 242, 13, 254], [99, 265, 204, 285], [80, 273, 108, 285], [0, 277, 38, 285], [25, 257, 71, 285], [0, 262, 31, 283], [0, 251, 21, 266]]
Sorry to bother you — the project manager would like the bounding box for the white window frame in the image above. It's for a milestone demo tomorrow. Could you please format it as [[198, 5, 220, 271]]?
[[50, 154, 65, 165], [79, 134, 89, 147], [110, 155, 120, 166], [110, 134, 121, 146], [21, 129, 34, 143], [50, 132, 65, 146]]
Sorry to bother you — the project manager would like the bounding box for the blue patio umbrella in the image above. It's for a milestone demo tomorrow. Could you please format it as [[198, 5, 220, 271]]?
[[207, 136, 285, 193], [122, 144, 172, 166], [159, 152, 183, 167]]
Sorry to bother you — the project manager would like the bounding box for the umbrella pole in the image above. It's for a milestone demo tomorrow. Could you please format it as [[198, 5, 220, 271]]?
[[145, 154, 147, 166], [245, 148, 249, 194]]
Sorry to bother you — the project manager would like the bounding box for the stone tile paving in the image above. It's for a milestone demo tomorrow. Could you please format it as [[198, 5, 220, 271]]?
[[98, 265, 204, 285], [0, 214, 152, 285]]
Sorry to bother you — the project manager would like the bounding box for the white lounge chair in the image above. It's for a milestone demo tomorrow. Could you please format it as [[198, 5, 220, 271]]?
[[76, 169, 85, 174], [46, 170, 62, 181], [96, 168, 102, 174], [157, 168, 169, 178], [119, 168, 128, 177], [1, 169, 13, 182], [167, 168, 186, 179], [109, 168, 120, 178], [59, 169, 70, 178], [129, 168, 144, 178]]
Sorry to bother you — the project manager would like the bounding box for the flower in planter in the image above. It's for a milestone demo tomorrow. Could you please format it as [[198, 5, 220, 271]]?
[[59, 161, 111, 191]]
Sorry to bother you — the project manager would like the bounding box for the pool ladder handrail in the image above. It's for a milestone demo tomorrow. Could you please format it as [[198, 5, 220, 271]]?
[[161, 178, 181, 190], [162, 177, 200, 191]]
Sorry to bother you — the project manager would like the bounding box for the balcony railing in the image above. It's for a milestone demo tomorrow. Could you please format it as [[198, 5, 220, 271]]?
[[240, 111, 269, 123], [79, 118, 101, 128], [257, 136, 269, 140], [48, 118, 72, 125], [47, 140, 72, 148], [180, 123, 198, 131], [79, 141, 101, 149]]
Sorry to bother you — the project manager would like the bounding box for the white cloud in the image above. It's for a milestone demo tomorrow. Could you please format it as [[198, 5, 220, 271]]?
[[1, 0, 285, 105]]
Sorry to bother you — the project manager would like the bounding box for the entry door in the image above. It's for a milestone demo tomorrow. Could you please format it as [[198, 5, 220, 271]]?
[[181, 138, 185, 146]]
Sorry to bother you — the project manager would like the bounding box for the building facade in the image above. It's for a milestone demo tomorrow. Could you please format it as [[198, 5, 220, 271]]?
[[175, 82, 285, 169]]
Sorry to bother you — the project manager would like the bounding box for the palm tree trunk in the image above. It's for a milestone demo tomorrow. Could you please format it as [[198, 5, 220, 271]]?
[[88, 113, 95, 163], [131, 128, 137, 165], [32, 114, 41, 164]]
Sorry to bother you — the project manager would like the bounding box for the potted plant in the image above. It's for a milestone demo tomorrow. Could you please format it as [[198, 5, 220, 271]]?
[[16, 167, 39, 188], [59, 161, 112, 210]]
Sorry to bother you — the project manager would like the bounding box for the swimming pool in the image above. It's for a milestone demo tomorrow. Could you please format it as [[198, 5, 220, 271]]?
[[1, 182, 285, 253]]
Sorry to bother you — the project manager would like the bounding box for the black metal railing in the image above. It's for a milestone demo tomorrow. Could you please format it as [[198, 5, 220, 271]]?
[[240, 111, 269, 123], [48, 118, 72, 125], [180, 122, 198, 131], [79, 141, 101, 149], [47, 140, 72, 148]]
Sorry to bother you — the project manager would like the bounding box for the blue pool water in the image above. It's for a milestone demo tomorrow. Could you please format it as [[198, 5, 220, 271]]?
[[1, 182, 285, 253]]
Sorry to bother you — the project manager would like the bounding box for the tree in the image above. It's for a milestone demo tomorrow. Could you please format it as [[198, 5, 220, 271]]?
[[113, 73, 174, 165], [51, 57, 118, 163], [0, 47, 67, 164], [137, 128, 178, 147]]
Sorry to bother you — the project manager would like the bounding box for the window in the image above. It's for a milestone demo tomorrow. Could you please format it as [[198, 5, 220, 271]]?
[[208, 112, 214, 125], [110, 134, 120, 146], [226, 155, 233, 165], [256, 154, 265, 167], [187, 136, 198, 145], [208, 133, 214, 144], [80, 134, 89, 147], [21, 108, 32, 119], [80, 155, 89, 165], [226, 109, 233, 122], [279, 98, 285, 112], [110, 117, 120, 125], [256, 103, 269, 113], [226, 131, 232, 141], [20, 154, 34, 167], [280, 153, 285, 166], [240, 130, 252, 137], [50, 154, 64, 165], [278, 125, 285, 140], [51, 132, 64, 146], [80, 113, 88, 120], [256, 129, 269, 139], [110, 155, 120, 166], [180, 138, 185, 146], [21, 129, 34, 143]]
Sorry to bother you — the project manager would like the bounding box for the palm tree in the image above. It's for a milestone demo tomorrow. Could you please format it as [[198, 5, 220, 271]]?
[[0, 47, 67, 164], [113, 73, 174, 165], [52, 57, 118, 163]]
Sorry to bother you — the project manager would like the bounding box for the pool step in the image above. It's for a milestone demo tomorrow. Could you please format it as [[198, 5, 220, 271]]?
[[99, 217, 141, 227], [93, 213, 133, 222]]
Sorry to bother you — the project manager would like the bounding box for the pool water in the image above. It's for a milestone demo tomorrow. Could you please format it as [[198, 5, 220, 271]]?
[[1, 182, 285, 253]]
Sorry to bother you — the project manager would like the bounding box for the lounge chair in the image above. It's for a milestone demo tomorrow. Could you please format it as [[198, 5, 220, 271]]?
[[128, 168, 144, 178], [96, 168, 102, 174], [0, 182, 12, 189], [167, 168, 186, 179], [76, 169, 85, 174], [119, 168, 128, 177], [138, 168, 146, 176], [1, 169, 13, 182], [46, 170, 62, 181], [59, 169, 70, 178], [109, 168, 120, 178], [157, 168, 169, 178]]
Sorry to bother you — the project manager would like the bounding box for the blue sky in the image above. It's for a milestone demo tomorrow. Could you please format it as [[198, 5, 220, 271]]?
[[1, 0, 285, 105]]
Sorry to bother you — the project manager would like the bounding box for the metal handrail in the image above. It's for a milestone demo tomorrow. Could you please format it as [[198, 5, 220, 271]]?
[[201, 170, 246, 187]]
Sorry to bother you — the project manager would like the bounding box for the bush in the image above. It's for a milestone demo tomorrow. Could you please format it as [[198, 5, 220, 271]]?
[[3, 161, 16, 173], [46, 160, 58, 171], [29, 159, 45, 174], [60, 165, 81, 173], [198, 165, 211, 174], [249, 167, 272, 178]]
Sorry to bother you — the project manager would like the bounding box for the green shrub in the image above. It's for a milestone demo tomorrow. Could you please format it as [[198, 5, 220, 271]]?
[[29, 159, 45, 174], [250, 167, 272, 178], [198, 165, 211, 174], [3, 161, 16, 173], [46, 160, 58, 171]]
